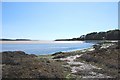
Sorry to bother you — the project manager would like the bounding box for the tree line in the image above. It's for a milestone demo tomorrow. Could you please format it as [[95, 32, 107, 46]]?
[[55, 29, 120, 41]]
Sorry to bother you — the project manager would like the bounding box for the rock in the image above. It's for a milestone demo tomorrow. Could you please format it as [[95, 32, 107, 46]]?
[[93, 44, 101, 51], [51, 52, 63, 56]]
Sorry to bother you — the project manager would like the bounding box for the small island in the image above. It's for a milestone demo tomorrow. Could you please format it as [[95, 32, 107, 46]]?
[[0, 39, 31, 41]]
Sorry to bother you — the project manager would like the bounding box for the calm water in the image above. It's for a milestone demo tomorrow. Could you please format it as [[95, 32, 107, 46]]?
[[1, 42, 94, 55]]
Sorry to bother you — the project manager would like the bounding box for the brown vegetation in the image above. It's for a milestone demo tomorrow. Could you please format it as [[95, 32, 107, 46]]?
[[2, 51, 67, 79], [75, 43, 119, 77]]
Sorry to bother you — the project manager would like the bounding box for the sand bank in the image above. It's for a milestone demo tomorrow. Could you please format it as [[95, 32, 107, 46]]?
[[0, 40, 84, 44]]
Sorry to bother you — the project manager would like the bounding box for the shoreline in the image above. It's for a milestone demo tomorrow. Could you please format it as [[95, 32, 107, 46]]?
[[0, 40, 54, 44], [43, 41, 117, 59], [0, 40, 118, 44], [2, 41, 119, 78], [0, 40, 84, 44], [1, 40, 116, 55], [38, 40, 116, 56]]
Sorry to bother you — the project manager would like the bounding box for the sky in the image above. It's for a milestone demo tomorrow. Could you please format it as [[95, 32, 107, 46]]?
[[2, 2, 118, 40]]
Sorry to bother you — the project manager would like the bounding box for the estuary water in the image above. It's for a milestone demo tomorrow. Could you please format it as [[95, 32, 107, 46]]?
[[1, 41, 94, 55]]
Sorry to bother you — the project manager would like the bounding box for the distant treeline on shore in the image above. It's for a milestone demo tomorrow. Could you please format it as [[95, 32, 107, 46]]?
[[55, 29, 120, 41], [0, 39, 31, 41]]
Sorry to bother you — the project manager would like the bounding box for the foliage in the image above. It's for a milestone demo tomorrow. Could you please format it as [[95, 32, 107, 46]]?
[[55, 29, 120, 41]]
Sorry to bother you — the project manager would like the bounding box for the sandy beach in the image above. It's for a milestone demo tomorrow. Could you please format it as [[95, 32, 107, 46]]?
[[0, 41, 84, 44], [0, 41, 54, 44]]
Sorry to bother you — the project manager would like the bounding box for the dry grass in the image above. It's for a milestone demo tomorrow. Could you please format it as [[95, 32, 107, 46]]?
[[75, 43, 119, 77], [2, 51, 67, 79]]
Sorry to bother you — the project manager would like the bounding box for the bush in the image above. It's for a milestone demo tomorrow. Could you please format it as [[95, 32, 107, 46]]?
[[93, 44, 101, 50]]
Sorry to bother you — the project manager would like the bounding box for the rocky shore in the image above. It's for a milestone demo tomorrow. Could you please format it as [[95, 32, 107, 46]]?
[[1, 41, 119, 79]]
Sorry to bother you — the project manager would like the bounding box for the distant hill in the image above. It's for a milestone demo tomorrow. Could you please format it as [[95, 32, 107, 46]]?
[[55, 29, 120, 41], [0, 39, 31, 41]]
